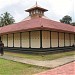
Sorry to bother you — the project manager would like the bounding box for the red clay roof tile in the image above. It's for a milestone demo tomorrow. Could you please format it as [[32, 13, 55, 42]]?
[[0, 17, 74, 34]]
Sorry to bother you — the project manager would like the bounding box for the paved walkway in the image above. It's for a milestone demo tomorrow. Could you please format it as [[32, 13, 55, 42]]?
[[34, 61, 75, 75], [0, 54, 75, 68]]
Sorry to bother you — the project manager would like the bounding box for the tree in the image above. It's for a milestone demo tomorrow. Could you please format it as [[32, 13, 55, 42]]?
[[0, 12, 15, 27], [71, 22, 75, 26], [60, 15, 72, 24]]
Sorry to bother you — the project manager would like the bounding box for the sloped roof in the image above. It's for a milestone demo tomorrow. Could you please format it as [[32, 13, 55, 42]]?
[[22, 15, 49, 21], [25, 3, 48, 12], [0, 17, 74, 35]]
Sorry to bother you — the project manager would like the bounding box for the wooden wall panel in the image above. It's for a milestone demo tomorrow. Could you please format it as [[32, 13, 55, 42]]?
[[31, 31, 40, 48], [51, 32, 58, 47], [22, 32, 29, 48], [2, 35, 7, 47], [71, 34, 74, 46], [59, 33, 64, 47], [14, 33, 20, 47], [42, 31, 50, 48], [8, 34, 13, 47], [65, 33, 70, 46]]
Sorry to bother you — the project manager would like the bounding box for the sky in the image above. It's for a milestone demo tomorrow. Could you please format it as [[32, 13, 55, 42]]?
[[0, 0, 74, 23]]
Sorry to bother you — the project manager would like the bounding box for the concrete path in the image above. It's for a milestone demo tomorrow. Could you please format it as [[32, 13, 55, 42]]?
[[0, 54, 75, 68], [34, 61, 75, 75]]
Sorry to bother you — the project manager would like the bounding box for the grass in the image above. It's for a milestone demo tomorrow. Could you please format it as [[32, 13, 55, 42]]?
[[5, 51, 75, 61], [0, 51, 74, 75], [0, 58, 49, 75]]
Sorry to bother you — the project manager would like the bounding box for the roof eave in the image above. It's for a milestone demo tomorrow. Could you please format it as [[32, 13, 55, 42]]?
[[0, 26, 74, 35], [25, 7, 48, 12]]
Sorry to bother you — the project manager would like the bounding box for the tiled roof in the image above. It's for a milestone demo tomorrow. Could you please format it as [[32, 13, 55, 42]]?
[[22, 15, 49, 21], [25, 4, 48, 12], [0, 17, 74, 35]]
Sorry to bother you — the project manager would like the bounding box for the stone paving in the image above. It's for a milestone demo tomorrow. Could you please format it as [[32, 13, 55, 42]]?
[[34, 61, 75, 75], [0, 54, 75, 68]]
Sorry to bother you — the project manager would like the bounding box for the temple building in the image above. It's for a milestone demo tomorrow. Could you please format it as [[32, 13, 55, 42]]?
[[0, 3, 75, 54]]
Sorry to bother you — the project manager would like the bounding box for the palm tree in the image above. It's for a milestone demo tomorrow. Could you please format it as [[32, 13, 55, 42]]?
[[0, 12, 15, 27], [60, 15, 72, 24]]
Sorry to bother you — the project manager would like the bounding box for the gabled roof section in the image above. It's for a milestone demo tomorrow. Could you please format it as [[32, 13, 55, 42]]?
[[0, 17, 74, 35]]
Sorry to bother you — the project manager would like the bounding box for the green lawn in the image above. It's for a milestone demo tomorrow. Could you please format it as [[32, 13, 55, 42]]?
[[5, 51, 75, 61], [0, 58, 49, 75]]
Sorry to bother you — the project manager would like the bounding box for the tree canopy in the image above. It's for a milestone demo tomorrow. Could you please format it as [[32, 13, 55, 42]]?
[[0, 12, 15, 27], [60, 15, 72, 24], [71, 22, 75, 26]]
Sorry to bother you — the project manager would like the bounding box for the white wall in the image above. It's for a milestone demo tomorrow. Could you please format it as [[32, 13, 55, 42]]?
[[8, 34, 13, 47], [59, 33, 64, 47], [31, 31, 40, 48], [14, 33, 20, 47], [70, 34, 74, 46], [42, 31, 50, 48], [1, 31, 75, 48], [65, 33, 70, 46], [2, 35, 7, 47], [51, 32, 58, 47], [22, 32, 29, 48]]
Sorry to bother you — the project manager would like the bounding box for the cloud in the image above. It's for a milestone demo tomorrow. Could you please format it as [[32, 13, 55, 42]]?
[[49, 0, 73, 15], [0, 0, 20, 9], [0, 0, 74, 22]]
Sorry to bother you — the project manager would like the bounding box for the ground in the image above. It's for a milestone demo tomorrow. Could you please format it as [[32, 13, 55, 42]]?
[[0, 58, 49, 75], [0, 51, 75, 75], [35, 61, 75, 75], [5, 51, 75, 61]]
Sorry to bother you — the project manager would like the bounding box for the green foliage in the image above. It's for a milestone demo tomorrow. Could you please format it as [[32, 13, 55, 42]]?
[[0, 12, 15, 27], [60, 15, 72, 24], [5, 51, 75, 61], [0, 58, 48, 75], [71, 22, 75, 26]]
